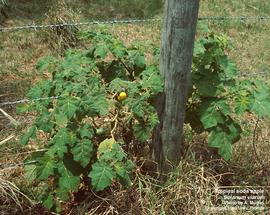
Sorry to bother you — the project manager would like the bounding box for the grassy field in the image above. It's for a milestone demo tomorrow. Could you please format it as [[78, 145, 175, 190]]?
[[0, 0, 270, 214]]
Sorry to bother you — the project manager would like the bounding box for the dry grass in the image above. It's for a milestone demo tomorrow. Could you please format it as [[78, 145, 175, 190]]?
[[38, 0, 80, 54], [228, 117, 270, 186], [0, 119, 269, 214], [0, 0, 270, 214], [0, 174, 33, 214], [68, 159, 219, 215], [71, 152, 269, 215]]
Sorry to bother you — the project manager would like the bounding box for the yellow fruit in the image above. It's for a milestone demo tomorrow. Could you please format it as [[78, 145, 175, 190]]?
[[117, 92, 127, 101]]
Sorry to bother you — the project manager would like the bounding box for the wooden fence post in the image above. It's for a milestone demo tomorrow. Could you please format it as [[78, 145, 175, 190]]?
[[152, 0, 200, 174]]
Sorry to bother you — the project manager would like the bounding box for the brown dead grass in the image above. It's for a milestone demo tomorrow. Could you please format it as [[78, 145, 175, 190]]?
[[68, 160, 219, 215], [0, 1, 270, 214], [0, 174, 34, 214]]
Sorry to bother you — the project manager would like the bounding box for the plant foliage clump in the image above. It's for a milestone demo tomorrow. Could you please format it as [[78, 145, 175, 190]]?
[[19, 29, 270, 211], [18, 30, 163, 211], [186, 32, 270, 160]]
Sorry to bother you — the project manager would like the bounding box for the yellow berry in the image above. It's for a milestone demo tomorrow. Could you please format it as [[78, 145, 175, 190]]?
[[117, 92, 127, 101]]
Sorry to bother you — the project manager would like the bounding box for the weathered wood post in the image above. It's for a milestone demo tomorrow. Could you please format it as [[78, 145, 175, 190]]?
[[152, 0, 200, 173]]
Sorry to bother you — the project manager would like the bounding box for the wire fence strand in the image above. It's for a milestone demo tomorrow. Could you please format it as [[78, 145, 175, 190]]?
[[0, 96, 59, 107], [0, 18, 161, 32], [0, 16, 270, 32], [0, 160, 38, 171]]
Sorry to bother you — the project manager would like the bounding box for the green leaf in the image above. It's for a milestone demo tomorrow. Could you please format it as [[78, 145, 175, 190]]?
[[81, 94, 108, 116], [134, 54, 145, 68], [126, 159, 135, 170], [111, 143, 126, 161], [59, 97, 78, 119], [251, 93, 270, 118], [97, 140, 127, 163], [234, 92, 250, 115], [227, 120, 242, 143], [16, 103, 31, 114], [218, 56, 237, 80], [80, 98, 100, 116], [208, 126, 235, 160], [199, 100, 225, 129], [55, 112, 68, 127], [35, 111, 53, 133], [79, 124, 94, 139], [96, 128, 105, 136], [93, 95, 109, 116], [218, 140, 232, 161], [48, 128, 69, 158], [55, 188, 69, 201], [97, 138, 115, 157], [193, 41, 206, 56], [114, 160, 134, 186], [20, 126, 37, 145], [109, 78, 130, 92], [43, 194, 54, 209], [111, 39, 127, 58], [89, 162, 115, 191], [193, 73, 220, 97], [24, 165, 37, 182], [94, 44, 108, 59], [37, 156, 56, 180], [39, 80, 53, 96], [36, 56, 56, 72], [27, 85, 43, 99], [148, 112, 160, 128], [114, 162, 126, 178], [71, 139, 93, 168], [216, 100, 231, 116], [58, 163, 80, 193], [126, 98, 146, 118], [140, 66, 163, 95], [133, 123, 152, 142]]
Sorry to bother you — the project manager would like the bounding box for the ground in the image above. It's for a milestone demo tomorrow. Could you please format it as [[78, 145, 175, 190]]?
[[0, 0, 270, 214]]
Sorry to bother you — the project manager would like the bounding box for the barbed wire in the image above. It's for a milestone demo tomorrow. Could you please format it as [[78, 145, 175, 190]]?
[[199, 16, 270, 21], [0, 18, 160, 32], [0, 160, 38, 171], [0, 16, 270, 32], [0, 96, 59, 107]]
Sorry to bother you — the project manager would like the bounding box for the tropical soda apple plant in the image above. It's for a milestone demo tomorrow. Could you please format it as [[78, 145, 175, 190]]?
[[18, 29, 270, 211]]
